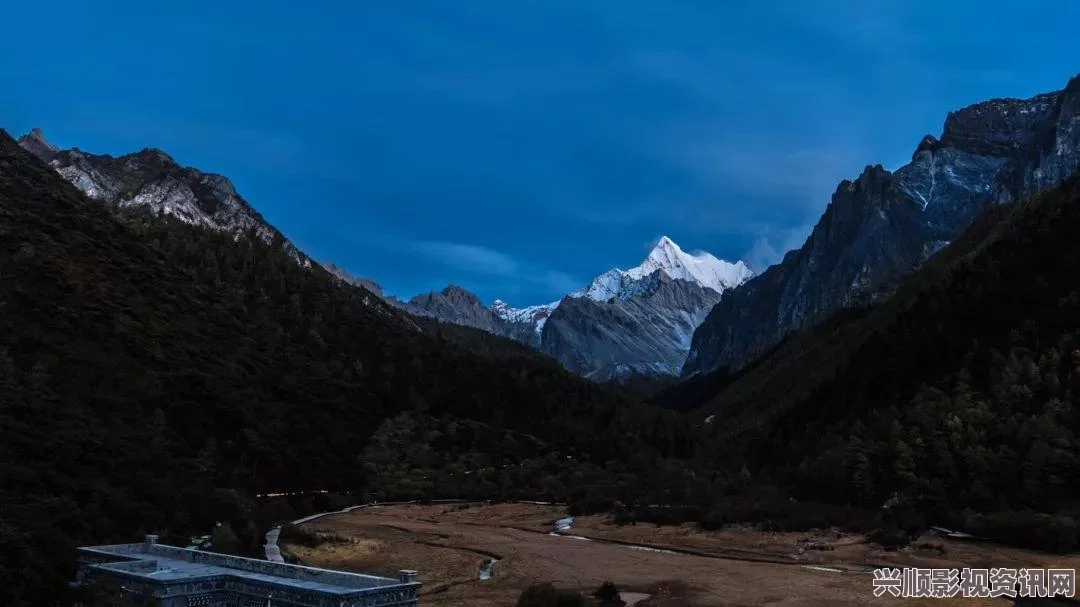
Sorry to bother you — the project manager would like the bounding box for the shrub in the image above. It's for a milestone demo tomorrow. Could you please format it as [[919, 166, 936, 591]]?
[[914, 541, 947, 554], [210, 522, 241, 554], [868, 528, 912, 551], [516, 582, 586, 607], [277, 524, 346, 548], [593, 581, 626, 606], [964, 511, 1079, 553]]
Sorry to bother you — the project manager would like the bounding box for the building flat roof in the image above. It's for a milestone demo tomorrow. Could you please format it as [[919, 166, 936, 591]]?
[[78, 540, 418, 598]]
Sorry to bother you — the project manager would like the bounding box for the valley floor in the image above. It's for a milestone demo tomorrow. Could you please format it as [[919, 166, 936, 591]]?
[[280, 503, 1080, 606]]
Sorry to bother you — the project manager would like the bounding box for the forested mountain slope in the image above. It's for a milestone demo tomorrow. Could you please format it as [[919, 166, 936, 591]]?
[[689, 173, 1080, 541], [0, 130, 688, 604]]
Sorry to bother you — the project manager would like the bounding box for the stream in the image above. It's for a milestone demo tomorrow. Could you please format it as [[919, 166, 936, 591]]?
[[547, 516, 676, 554]]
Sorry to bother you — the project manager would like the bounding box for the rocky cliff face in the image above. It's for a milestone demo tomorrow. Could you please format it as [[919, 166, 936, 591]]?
[[684, 74, 1080, 376], [542, 269, 722, 379], [17, 129, 309, 264]]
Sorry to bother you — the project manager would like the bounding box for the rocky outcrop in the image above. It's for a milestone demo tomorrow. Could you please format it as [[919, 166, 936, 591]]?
[[17, 128, 59, 163], [17, 129, 309, 264], [684, 74, 1080, 376]]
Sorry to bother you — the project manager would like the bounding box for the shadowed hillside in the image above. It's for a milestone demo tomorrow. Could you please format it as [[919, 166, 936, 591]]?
[[681, 173, 1080, 548], [0, 131, 691, 604]]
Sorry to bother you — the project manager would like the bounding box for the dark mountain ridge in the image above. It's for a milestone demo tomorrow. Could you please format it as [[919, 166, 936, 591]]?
[[688, 171, 1080, 530], [685, 74, 1080, 376], [16, 128, 310, 263]]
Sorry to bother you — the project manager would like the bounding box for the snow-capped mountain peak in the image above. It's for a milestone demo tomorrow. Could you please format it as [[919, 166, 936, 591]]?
[[631, 236, 753, 292], [577, 236, 753, 302], [380, 235, 752, 379]]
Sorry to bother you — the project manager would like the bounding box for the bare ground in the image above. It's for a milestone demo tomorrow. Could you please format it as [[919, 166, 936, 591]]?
[[281, 503, 1080, 607]]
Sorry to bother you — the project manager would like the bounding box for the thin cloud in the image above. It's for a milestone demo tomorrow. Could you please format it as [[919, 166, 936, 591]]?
[[412, 241, 519, 275], [411, 240, 581, 299], [657, 131, 867, 203], [537, 269, 582, 294]]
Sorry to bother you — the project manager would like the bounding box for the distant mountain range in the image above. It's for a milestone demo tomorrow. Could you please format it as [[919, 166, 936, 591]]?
[[391, 236, 752, 380], [542, 238, 751, 378], [17, 128, 752, 382], [19, 74, 1078, 387], [684, 74, 1080, 376]]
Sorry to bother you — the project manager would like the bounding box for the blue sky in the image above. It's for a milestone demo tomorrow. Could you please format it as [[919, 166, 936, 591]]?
[[2, 1, 1077, 305]]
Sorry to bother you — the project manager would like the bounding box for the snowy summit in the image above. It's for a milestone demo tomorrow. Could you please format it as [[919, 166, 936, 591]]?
[[577, 236, 753, 302]]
